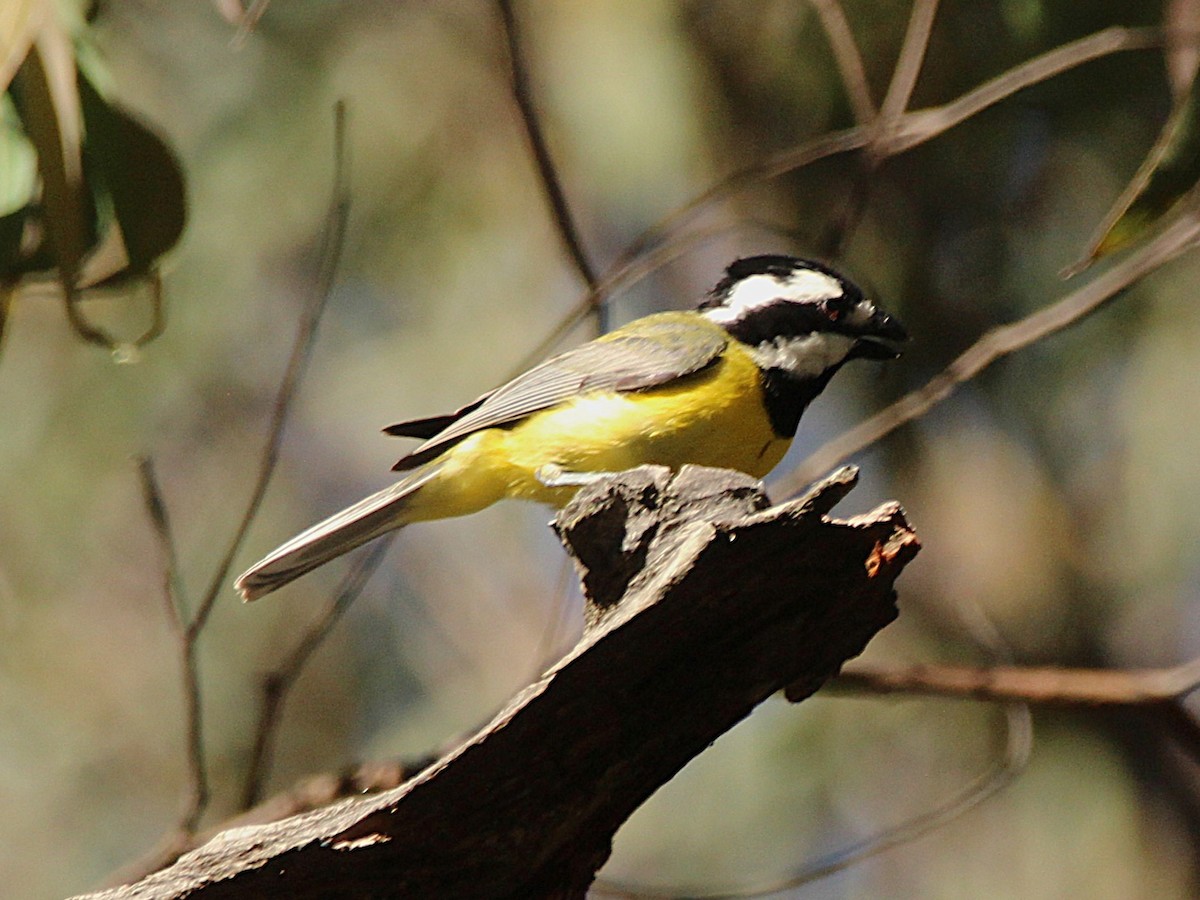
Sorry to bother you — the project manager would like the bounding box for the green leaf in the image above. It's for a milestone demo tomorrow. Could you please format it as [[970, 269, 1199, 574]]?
[[1073, 78, 1200, 271], [0, 0, 45, 92], [77, 71, 186, 282], [0, 94, 38, 217], [0, 94, 42, 279], [10, 27, 93, 288]]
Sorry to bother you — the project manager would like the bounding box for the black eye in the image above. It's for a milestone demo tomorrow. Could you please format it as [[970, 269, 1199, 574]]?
[[823, 294, 852, 321]]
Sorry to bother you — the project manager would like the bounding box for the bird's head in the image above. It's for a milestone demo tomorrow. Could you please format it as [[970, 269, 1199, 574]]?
[[699, 255, 907, 378]]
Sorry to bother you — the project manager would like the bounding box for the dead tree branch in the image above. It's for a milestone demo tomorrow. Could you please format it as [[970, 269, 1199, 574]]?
[[82, 465, 917, 899], [834, 657, 1200, 706]]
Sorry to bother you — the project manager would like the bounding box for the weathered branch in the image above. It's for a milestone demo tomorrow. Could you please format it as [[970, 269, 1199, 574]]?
[[833, 656, 1200, 706], [84, 465, 917, 899]]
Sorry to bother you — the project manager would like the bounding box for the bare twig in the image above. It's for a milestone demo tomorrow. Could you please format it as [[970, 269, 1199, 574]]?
[[496, 0, 603, 330], [517, 12, 1158, 364], [534, 17, 1146, 365], [506, 220, 738, 377], [570, 26, 1158, 301], [810, 0, 877, 125], [809, 0, 880, 256], [190, 101, 351, 638], [110, 106, 354, 887], [151, 100, 348, 835], [228, 0, 272, 47], [136, 458, 209, 836], [878, 0, 940, 128], [886, 27, 1160, 153], [1067, 86, 1196, 275], [783, 207, 1200, 493], [240, 535, 396, 810], [594, 701, 1031, 900], [617, 25, 1158, 271], [833, 657, 1200, 705]]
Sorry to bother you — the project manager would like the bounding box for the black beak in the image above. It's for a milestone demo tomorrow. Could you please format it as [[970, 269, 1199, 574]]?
[[852, 308, 908, 360]]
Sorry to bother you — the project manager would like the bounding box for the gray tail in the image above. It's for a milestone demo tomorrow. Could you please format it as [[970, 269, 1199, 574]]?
[[235, 466, 439, 601]]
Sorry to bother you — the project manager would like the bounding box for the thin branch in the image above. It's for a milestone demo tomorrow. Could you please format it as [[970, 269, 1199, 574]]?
[[506, 220, 739, 377], [617, 25, 1157, 271], [228, 0, 272, 47], [240, 535, 396, 810], [137, 458, 209, 835], [190, 100, 351, 639], [1066, 83, 1194, 275], [809, 0, 877, 125], [832, 657, 1200, 706], [137, 457, 188, 624], [595, 699, 1031, 900], [818, 0, 939, 255], [885, 26, 1159, 155], [782, 207, 1200, 493], [114, 109, 353, 884], [496, 0, 604, 329], [722, 706, 1032, 898], [808, 0, 881, 257], [878, 0, 940, 128], [539, 18, 1146, 368], [515, 14, 1159, 366]]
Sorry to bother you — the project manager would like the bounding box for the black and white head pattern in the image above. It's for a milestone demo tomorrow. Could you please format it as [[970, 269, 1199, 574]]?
[[700, 255, 904, 378]]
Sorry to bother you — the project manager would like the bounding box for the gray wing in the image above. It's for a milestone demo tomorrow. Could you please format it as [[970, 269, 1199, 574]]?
[[392, 316, 728, 470]]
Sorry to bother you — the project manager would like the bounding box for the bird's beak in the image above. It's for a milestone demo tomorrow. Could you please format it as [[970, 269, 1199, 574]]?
[[853, 307, 908, 360]]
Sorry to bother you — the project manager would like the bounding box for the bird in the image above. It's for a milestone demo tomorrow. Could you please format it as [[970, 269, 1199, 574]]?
[[236, 254, 907, 601]]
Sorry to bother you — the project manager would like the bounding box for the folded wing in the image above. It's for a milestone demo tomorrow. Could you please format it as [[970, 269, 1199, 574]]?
[[387, 316, 729, 471]]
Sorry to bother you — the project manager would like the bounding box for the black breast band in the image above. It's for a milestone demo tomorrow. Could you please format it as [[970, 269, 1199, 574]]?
[[758, 366, 840, 438]]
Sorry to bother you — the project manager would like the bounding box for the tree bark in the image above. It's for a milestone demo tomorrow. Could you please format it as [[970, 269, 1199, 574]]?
[[82, 464, 918, 900]]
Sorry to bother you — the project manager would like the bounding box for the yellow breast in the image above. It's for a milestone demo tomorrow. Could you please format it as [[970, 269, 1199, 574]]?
[[421, 341, 788, 511]]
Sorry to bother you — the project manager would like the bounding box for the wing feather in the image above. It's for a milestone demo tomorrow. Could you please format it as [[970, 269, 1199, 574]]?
[[392, 315, 728, 470], [384, 395, 489, 439]]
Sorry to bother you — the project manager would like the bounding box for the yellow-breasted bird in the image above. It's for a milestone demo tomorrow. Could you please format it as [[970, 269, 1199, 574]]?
[[236, 255, 906, 601]]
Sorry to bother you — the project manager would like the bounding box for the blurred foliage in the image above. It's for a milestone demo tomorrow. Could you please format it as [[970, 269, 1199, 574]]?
[[1075, 0, 1200, 267], [1081, 79, 1200, 265], [0, 0, 185, 350], [0, 1, 1199, 898]]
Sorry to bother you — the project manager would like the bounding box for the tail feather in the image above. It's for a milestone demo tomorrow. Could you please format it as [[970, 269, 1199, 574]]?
[[235, 466, 441, 601]]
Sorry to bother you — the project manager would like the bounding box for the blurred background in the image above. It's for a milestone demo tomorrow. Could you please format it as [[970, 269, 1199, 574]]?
[[2, 1, 1199, 897]]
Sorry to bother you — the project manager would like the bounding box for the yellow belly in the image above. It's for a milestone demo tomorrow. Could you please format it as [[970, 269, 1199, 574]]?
[[402, 344, 788, 521]]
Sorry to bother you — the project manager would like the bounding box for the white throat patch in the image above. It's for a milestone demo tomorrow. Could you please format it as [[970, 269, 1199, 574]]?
[[750, 332, 856, 378], [704, 270, 844, 324]]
